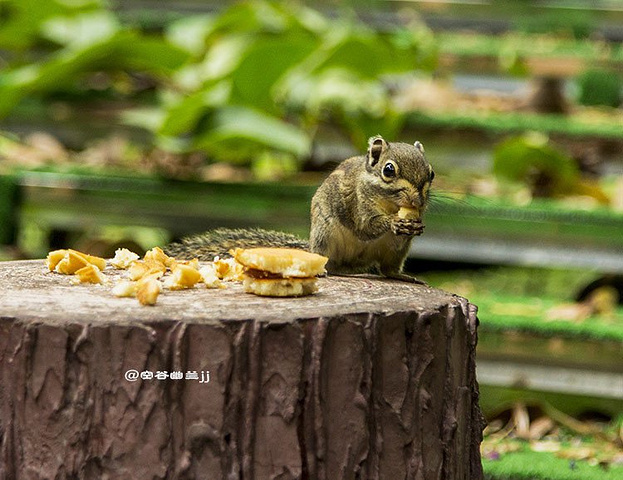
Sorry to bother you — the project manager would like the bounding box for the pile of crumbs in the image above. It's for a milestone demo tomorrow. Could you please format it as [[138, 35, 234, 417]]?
[[46, 247, 243, 306]]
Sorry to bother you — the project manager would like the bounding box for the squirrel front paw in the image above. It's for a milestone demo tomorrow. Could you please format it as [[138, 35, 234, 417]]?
[[391, 218, 425, 236]]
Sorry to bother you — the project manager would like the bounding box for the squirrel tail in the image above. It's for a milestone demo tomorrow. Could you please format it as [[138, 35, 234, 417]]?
[[165, 228, 310, 261]]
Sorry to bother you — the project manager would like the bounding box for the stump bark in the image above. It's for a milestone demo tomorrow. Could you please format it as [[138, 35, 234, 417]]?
[[0, 260, 484, 480]]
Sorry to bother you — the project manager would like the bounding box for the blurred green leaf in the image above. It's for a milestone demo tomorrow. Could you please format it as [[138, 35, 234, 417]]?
[[114, 33, 191, 74], [576, 69, 622, 108], [41, 10, 119, 48], [0, 0, 436, 169], [0, 30, 190, 116], [230, 35, 319, 113], [158, 82, 231, 136], [198, 0, 322, 40], [310, 30, 396, 79], [193, 106, 311, 162], [283, 68, 388, 116], [341, 109, 406, 147], [0, 0, 103, 51], [499, 44, 529, 76], [176, 36, 250, 89], [166, 15, 215, 56], [121, 107, 165, 132], [299, 25, 431, 80], [493, 133, 579, 195], [205, 1, 288, 37], [252, 151, 298, 181]]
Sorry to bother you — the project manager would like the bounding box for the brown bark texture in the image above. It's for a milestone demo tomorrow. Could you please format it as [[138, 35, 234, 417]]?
[[0, 260, 484, 480]]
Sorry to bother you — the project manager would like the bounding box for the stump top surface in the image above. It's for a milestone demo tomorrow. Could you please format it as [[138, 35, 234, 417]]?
[[0, 260, 464, 324]]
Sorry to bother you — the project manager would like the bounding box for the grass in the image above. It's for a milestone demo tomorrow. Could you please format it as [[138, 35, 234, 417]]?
[[483, 449, 623, 480], [476, 293, 623, 342], [422, 266, 623, 342]]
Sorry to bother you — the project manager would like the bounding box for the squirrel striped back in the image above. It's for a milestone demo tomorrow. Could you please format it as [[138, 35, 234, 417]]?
[[165, 228, 309, 261]]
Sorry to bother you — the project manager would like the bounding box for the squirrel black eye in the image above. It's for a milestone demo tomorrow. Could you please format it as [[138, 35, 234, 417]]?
[[382, 162, 396, 179], [430, 170, 435, 182]]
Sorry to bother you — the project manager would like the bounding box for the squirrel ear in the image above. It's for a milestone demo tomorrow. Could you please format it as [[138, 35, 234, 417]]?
[[414, 141, 424, 153], [368, 135, 387, 167]]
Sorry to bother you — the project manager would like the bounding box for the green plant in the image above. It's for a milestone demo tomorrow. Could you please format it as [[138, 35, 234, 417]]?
[[141, 0, 437, 165], [0, 1, 190, 116], [493, 133, 579, 198], [492, 133, 609, 203], [0, 0, 437, 170], [0, 0, 102, 52], [576, 69, 622, 108]]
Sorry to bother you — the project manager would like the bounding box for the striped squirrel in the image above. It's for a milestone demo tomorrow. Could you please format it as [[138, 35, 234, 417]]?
[[165, 135, 434, 282]]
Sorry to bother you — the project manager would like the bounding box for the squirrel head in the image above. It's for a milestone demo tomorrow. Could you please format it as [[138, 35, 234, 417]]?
[[365, 135, 434, 214]]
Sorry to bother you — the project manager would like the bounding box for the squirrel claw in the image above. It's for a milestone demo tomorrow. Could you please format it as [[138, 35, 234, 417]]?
[[384, 272, 428, 285], [391, 218, 425, 236]]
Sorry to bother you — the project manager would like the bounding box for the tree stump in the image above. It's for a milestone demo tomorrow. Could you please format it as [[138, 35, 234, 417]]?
[[0, 260, 484, 480]]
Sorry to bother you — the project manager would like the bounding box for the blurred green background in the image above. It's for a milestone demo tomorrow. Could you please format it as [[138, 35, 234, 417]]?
[[1, 1, 622, 477]]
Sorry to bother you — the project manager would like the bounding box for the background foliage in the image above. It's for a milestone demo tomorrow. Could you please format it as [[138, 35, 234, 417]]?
[[0, 0, 437, 169]]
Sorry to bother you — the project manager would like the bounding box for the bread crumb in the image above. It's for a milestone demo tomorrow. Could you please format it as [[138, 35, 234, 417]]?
[[46, 249, 67, 271], [199, 264, 223, 289], [144, 247, 174, 268], [136, 277, 162, 306], [214, 257, 244, 281], [110, 248, 140, 269], [112, 280, 137, 298], [128, 260, 166, 281], [74, 263, 107, 284], [163, 264, 202, 290], [55, 250, 90, 274]]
